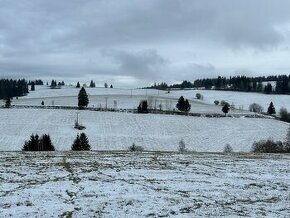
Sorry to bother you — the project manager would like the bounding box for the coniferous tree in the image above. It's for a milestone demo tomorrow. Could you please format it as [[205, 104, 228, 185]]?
[[23, 134, 56, 151], [78, 87, 89, 108], [176, 96, 191, 112], [71, 133, 91, 150], [31, 82, 35, 91], [184, 99, 191, 112], [264, 83, 273, 94], [71, 134, 82, 150], [104, 83, 108, 88], [138, 100, 148, 113], [176, 96, 185, 112], [110, 84, 113, 88], [39, 134, 55, 151], [5, 98, 11, 108], [89, 80, 95, 88], [50, 80, 57, 88], [22, 134, 40, 151], [76, 81, 80, 88], [80, 133, 91, 150], [267, 102, 276, 114], [222, 103, 230, 115]]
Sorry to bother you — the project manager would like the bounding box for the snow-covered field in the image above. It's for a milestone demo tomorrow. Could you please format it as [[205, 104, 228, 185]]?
[[11, 86, 229, 114], [9, 85, 290, 114], [0, 108, 287, 152], [1, 152, 289, 217], [166, 89, 290, 112]]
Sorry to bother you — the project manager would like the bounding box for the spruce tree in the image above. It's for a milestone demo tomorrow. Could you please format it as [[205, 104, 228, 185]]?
[[5, 98, 11, 108], [222, 103, 230, 115], [176, 96, 191, 112], [78, 87, 89, 108], [137, 100, 148, 113], [80, 133, 91, 150], [71, 134, 82, 150], [267, 102, 276, 114], [31, 82, 35, 91], [184, 99, 191, 112], [176, 96, 185, 112], [39, 134, 55, 151], [76, 81, 80, 88], [71, 133, 90, 150], [89, 80, 95, 88]]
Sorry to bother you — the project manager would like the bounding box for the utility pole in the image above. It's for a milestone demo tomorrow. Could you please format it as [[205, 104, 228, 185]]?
[[105, 97, 108, 110]]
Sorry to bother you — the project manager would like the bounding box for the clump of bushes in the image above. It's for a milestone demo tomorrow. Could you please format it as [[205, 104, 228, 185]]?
[[128, 143, 144, 152], [252, 139, 290, 153], [71, 133, 91, 151], [249, 103, 263, 113], [22, 134, 55, 151], [279, 107, 290, 122]]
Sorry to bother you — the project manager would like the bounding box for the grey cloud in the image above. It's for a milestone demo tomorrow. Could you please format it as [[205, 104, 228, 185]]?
[[0, 0, 290, 85], [101, 49, 168, 79]]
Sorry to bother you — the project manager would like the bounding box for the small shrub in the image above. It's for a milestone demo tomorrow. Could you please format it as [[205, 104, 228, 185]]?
[[196, 93, 203, 100], [214, 100, 219, 105], [222, 103, 230, 115], [223, 144, 233, 153], [178, 139, 186, 153], [220, 100, 229, 107], [128, 143, 144, 152]]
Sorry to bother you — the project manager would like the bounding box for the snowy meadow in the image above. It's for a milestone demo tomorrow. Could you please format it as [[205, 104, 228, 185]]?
[[1, 85, 290, 217], [1, 152, 289, 217]]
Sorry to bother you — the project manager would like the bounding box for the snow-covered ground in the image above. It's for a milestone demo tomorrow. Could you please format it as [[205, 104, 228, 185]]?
[[165, 89, 290, 112], [0, 108, 287, 152], [7, 85, 248, 114], [9, 85, 290, 114], [1, 152, 289, 217]]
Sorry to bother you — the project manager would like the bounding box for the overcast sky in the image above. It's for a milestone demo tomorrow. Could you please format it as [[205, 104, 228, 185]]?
[[1, 0, 290, 87]]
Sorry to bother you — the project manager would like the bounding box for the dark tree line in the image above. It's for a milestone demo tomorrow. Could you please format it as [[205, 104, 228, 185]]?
[[0, 79, 29, 99], [146, 81, 194, 90], [50, 80, 65, 88], [28, 80, 44, 85], [147, 74, 290, 94], [194, 75, 290, 94]]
